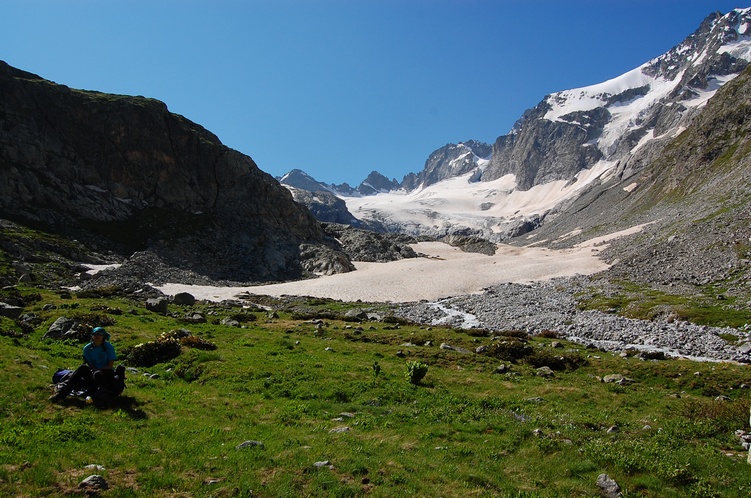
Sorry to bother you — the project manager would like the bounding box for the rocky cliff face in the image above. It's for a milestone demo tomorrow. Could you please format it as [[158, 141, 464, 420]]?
[[401, 140, 491, 191], [0, 61, 351, 284]]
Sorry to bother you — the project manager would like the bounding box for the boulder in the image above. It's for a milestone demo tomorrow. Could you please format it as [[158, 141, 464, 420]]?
[[172, 292, 196, 306], [42, 317, 76, 340], [146, 297, 169, 315], [0, 302, 22, 319]]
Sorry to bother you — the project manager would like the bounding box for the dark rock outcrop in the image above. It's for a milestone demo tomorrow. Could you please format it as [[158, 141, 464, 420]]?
[[0, 60, 351, 284], [322, 223, 418, 262], [357, 171, 399, 195], [286, 186, 387, 233]]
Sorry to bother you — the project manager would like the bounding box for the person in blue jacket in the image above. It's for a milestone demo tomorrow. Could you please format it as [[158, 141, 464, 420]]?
[[50, 326, 124, 403]]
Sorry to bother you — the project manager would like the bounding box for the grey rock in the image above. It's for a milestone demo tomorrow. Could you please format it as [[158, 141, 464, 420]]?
[[79, 475, 108, 491], [236, 440, 265, 450], [440, 343, 471, 354], [221, 317, 241, 328], [401, 141, 492, 191], [596, 473, 622, 498], [603, 374, 634, 385], [324, 223, 418, 263], [329, 426, 351, 433], [42, 317, 77, 340], [146, 297, 169, 314], [0, 302, 22, 319], [536, 366, 555, 378]]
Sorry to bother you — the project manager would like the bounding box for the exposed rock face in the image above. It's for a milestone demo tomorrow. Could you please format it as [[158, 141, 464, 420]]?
[[401, 140, 491, 191], [357, 171, 399, 195], [483, 106, 605, 190], [286, 187, 387, 233], [0, 60, 350, 283], [322, 223, 418, 262], [483, 8, 751, 190], [277, 169, 331, 193], [287, 187, 361, 225]]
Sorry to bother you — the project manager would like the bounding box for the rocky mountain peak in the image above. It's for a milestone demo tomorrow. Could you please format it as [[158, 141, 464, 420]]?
[[357, 171, 399, 195]]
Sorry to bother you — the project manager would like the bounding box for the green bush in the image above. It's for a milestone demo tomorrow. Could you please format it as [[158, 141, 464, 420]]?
[[525, 349, 587, 371], [485, 338, 533, 361], [405, 360, 428, 385], [126, 339, 182, 367]]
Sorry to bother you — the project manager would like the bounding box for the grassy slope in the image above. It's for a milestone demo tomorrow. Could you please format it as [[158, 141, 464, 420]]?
[[1, 290, 751, 497]]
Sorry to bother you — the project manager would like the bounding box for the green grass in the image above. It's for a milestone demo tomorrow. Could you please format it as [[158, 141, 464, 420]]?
[[2, 288, 751, 497], [578, 280, 751, 328]]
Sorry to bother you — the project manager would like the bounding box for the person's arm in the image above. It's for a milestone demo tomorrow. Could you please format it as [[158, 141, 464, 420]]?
[[100, 343, 116, 370]]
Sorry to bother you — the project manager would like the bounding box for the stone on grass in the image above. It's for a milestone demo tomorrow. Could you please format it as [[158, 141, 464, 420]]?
[[236, 440, 265, 450], [79, 475, 108, 491], [596, 473, 622, 498]]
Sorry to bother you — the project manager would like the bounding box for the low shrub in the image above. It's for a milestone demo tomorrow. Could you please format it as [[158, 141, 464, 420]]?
[[485, 338, 533, 361], [405, 360, 429, 385], [125, 339, 182, 367], [525, 349, 587, 371]]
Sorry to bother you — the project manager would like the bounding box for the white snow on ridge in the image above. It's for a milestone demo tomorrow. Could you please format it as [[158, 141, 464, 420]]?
[[544, 67, 657, 122]]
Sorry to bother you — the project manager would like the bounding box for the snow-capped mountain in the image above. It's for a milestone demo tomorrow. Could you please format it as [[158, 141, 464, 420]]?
[[342, 7, 751, 241]]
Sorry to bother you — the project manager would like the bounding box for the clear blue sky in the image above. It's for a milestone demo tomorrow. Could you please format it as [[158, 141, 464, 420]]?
[[1, 1, 745, 186]]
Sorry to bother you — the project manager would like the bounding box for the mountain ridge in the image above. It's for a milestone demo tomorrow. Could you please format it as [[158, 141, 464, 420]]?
[[282, 6, 751, 244]]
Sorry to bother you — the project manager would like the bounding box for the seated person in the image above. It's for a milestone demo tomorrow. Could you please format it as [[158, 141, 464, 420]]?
[[50, 326, 125, 403]]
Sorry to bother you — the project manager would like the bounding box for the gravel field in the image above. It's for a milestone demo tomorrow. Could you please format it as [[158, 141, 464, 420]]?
[[153, 232, 751, 362]]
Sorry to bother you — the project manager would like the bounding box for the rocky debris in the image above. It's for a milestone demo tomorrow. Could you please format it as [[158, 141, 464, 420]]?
[[443, 234, 497, 255], [323, 223, 418, 262], [393, 278, 751, 362]]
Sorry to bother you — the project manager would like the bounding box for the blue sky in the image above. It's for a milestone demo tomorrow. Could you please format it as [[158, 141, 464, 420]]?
[[1, 1, 745, 186]]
